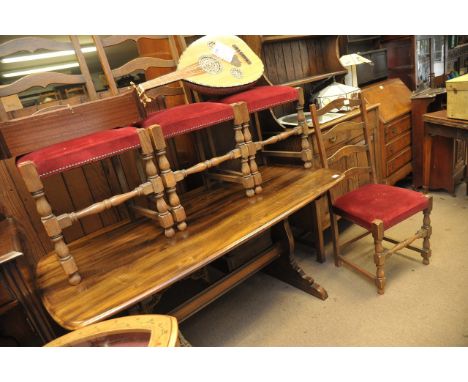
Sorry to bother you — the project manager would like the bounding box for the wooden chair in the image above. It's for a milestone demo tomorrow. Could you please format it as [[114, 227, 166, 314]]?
[[0, 91, 175, 285], [0, 36, 97, 121], [93, 35, 263, 230], [310, 94, 433, 294], [45, 315, 179, 347]]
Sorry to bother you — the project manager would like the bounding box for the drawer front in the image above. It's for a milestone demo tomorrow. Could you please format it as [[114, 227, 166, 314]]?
[[385, 131, 411, 159], [384, 114, 411, 141], [387, 146, 411, 177]]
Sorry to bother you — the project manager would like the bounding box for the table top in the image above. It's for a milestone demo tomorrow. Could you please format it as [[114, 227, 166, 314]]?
[[423, 110, 468, 130], [36, 165, 344, 330]]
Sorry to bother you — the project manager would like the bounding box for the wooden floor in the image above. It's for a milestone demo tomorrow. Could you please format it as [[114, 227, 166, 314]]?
[[36, 165, 343, 330]]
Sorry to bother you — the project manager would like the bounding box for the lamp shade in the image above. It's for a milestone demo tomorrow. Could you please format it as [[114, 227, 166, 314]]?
[[316, 82, 360, 111], [339, 53, 372, 67]]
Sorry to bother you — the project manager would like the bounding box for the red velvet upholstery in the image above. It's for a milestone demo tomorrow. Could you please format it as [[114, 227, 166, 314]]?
[[17, 127, 140, 178], [333, 183, 429, 230], [219, 85, 299, 113], [140, 102, 234, 138]]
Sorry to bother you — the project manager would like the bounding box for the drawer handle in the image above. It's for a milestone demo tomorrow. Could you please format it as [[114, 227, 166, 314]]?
[[329, 136, 337, 143], [391, 127, 397, 135]]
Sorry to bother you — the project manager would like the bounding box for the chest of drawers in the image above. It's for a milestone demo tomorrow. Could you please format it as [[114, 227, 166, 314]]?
[[362, 78, 413, 185]]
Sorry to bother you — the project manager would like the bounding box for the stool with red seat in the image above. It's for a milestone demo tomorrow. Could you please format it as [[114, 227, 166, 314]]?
[[0, 92, 175, 285], [93, 35, 263, 231], [218, 84, 313, 169], [310, 94, 433, 294]]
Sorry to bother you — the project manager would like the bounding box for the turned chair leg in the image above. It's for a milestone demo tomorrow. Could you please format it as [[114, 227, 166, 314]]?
[[147, 125, 187, 231], [371, 219, 386, 295], [17, 161, 81, 285], [240, 102, 262, 194], [296, 87, 313, 169], [232, 102, 255, 197], [137, 129, 176, 238], [421, 195, 433, 265]]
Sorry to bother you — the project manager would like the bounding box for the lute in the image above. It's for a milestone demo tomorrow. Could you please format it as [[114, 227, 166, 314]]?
[[134, 35, 264, 105]]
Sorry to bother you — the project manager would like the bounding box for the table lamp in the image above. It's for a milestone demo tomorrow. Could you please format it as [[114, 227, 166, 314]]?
[[339, 53, 372, 87]]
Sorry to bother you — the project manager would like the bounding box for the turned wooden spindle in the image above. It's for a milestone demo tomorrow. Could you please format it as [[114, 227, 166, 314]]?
[[138, 129, 176, 237], [147, 125, 187, 231], [17, 161, 81, 285], [422, 196, 433, 265], [173, 149, 241, 181], [372, 219, 386, 295], [239, 102, 262, 194], [232, 102, 255, 197], [296, 87, 313, 169]]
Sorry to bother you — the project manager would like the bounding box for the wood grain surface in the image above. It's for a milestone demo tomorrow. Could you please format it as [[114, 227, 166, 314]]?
[[36, 165, 343, 330]]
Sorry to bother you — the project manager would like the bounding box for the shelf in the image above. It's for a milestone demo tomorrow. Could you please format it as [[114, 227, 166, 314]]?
[[348, 36, 381, 43], [280, 71, 348, 87], [261, 35, 308, 43]]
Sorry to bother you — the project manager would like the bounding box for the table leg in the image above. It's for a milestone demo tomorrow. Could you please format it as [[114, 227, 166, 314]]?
[[265, 219, 328, 300], [423, 132, 433, 193]]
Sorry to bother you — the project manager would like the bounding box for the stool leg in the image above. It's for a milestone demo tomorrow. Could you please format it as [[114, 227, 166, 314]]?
[[137, 129, 176, 237], [240, 102, 263, 194], [147, 125, 187, 231], [296, 87, 312, 169], [421, 195, 433, 265], [371, 219, 385, 295], [232, 103, 255, 197], [17, 162, 81, 285]]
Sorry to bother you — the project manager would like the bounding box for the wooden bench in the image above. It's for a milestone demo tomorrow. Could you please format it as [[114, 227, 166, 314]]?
[[36, 165, 343, 330]]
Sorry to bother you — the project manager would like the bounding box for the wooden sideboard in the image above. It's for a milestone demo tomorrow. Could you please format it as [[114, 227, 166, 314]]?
[[361, 78, 413, 185]]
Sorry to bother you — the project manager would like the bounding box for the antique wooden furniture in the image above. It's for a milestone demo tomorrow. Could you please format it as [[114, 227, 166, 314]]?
[[34, 165, 343, 330], [45, 315, 179, 347], [311, 95, 433, 294], [411, 88, 466, 194], [361, 78, 413, 185], [423, 110, 468, 195], [0, 91, 176, 285], [0, 214, 55, 343], [0, 36, 97, 121]]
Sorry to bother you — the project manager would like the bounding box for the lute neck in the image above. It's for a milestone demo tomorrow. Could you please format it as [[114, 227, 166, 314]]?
[[139, 63, 204, 91]]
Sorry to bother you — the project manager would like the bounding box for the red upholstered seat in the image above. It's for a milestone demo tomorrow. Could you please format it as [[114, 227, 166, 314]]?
[[17, 127, 140, 178], [219, 85, 298, 113], [140, 102, 234, 138], [333, 183, 430, 230]]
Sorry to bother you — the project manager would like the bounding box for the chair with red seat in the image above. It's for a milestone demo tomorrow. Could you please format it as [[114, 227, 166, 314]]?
[[310, 94, 433, 294], [93, 35, 263, 230]]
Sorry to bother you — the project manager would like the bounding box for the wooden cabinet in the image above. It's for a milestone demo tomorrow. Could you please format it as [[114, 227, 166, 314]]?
[[411, 89, 466, 194], [361, 78, 413, 185]]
